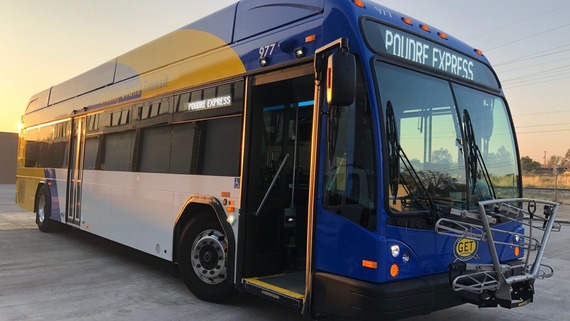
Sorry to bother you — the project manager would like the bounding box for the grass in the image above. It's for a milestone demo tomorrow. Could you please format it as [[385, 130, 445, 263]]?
[[522, 175, 570, 204]]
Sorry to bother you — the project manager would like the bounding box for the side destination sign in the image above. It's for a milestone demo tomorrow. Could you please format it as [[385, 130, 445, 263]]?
[[188, 95, 232, 111], [362, 20, 499, 89]]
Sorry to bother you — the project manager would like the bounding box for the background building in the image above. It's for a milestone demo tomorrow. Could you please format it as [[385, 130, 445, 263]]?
[[0, 132, 18, 184]]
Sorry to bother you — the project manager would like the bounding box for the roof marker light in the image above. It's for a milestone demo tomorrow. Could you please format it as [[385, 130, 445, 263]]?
[[352, 0, 365, 8], [402, 17, 413, 26], [474, 48, 484, 56], [438, 32, 448, 40], [420, 24, 430, 32], [305, 34, 316, 43]]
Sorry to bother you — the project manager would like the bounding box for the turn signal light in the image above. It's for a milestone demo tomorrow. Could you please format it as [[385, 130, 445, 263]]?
[[362, 260, 378, 269], [514, 246, 521, 257], [390, 264, 400, 277]]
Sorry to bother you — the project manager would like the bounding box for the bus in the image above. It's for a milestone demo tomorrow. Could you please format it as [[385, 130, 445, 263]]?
[[16, 0, 560, 319]]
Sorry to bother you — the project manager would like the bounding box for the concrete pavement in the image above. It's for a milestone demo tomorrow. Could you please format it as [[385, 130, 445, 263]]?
[[1, 184, 569, 321]]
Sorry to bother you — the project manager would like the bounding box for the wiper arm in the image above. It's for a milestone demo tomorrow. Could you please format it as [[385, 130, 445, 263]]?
[[463, 109, 496, 200], [386, 102, 436, 214]]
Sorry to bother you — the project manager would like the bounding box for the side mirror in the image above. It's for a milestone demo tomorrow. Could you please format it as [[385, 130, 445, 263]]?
[[326, 52, 356, 106]]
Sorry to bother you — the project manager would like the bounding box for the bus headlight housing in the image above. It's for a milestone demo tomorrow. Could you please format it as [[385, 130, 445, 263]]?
[[390, 244, 400, 258]]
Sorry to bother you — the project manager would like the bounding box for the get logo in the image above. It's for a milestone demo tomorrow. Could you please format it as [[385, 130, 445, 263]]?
[[454, 238, 478, 261]]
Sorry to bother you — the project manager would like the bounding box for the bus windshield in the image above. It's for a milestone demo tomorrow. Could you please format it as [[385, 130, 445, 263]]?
[[375, 62, 519, 216]]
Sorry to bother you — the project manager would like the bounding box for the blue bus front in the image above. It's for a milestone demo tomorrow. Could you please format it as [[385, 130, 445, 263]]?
[[310, 1, 558, 319]]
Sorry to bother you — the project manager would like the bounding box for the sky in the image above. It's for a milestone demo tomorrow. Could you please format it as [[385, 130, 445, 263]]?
[[1, 0, 569, 164]]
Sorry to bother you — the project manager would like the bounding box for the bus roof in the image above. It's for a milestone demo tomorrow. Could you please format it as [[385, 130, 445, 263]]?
[[24, 0, 492, 125]]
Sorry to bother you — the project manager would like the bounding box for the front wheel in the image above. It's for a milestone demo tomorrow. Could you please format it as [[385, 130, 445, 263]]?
[[178, 217, 235, 302]]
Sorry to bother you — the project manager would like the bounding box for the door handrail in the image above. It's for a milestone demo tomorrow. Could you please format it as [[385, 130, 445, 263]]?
[[254, 154, 290, 216]]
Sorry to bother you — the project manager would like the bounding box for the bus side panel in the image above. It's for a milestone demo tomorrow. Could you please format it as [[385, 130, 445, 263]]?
[[45, 168, 68, 223], [16, 167, 45, 212], [80, 170, 239, 261]]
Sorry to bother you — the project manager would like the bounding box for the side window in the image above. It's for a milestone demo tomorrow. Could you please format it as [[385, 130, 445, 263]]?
[[84, 137, 100, 170], [102, 131, 135, 171], [84, 114, 102, 170], [24, 128, 39, 168], [323, 69, 377, 231], [51, 121, 70, 168], [36, 126, 53, 168], [170, 122, 199, 174], [200, 116, 241, 176], [139, 125, 172, 173]]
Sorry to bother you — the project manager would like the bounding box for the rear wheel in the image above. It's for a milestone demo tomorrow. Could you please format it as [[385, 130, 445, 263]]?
[[36, 185, 55, 232], [178, 216, 235, 302]]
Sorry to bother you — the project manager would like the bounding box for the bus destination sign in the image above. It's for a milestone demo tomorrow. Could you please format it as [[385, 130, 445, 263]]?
[[363, 20, 499, 89], [383, 28, 474, 80]]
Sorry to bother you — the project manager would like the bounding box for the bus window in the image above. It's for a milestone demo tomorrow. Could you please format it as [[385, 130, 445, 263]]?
[[376, 62, 465, 215], [23, 128, 39, 168], [102, 131, 135, 171], [139, 125, 172, 173], [170, 122, 198, 174], [200, 116, 241, 176], [323, 68, 376, 231]]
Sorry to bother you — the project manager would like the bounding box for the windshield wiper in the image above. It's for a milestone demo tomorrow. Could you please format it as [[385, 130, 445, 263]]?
[[386, 102, 436, 214], [463, 109, 496, 200]]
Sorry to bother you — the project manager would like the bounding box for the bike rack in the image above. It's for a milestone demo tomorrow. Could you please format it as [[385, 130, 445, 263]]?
[[435, 198, 560, 308]]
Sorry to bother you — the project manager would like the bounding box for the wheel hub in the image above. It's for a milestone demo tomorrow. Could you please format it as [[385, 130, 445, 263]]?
[[191, 229, 227, 284], [38, 194, 46, 223]]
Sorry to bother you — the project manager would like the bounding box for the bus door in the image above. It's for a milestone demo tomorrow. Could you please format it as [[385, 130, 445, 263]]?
[[66, 116, 86, 226], [241, 65, 314, 306]]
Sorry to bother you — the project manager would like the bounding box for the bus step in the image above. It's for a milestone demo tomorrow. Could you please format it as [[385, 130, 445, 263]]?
[[243, 275, 304, 309]]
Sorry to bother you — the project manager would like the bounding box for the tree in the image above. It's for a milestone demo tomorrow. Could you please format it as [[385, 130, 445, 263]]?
[[432, 148, 453, 165], [520, 156, 541, 174], [547, 155, 568, 170]]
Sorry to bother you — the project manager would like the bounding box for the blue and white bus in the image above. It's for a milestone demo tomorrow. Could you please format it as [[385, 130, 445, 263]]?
[[17, 0, 559, 319]]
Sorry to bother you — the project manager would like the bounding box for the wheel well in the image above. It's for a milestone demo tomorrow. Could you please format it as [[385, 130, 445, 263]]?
[[173, 203, 219, 264]]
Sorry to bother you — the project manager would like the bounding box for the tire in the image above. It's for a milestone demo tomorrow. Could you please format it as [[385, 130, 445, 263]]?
[[178, 216, 235, 302], [36, 185, 55, 232]]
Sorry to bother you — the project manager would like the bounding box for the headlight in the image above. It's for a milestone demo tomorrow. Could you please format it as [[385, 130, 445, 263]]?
[[390, 245, 400, 258]]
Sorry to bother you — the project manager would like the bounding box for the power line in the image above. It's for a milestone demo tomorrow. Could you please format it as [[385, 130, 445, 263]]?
[[513, 109, 570, 117], [467, 3, 570, 42], [484, 22, 570, 52], [517, 128, 570, 134], [517, 122, 570, 128], [503, 74, 570, 89], [497, 57, 570, 73], [502, 65, 570, 83], [494, 46, 570, 67], [502, 69, 570, 86]]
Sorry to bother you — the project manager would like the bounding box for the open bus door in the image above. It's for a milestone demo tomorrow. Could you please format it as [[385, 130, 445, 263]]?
[[241, 65, 314, 308], [240, 38, 356, 314]]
